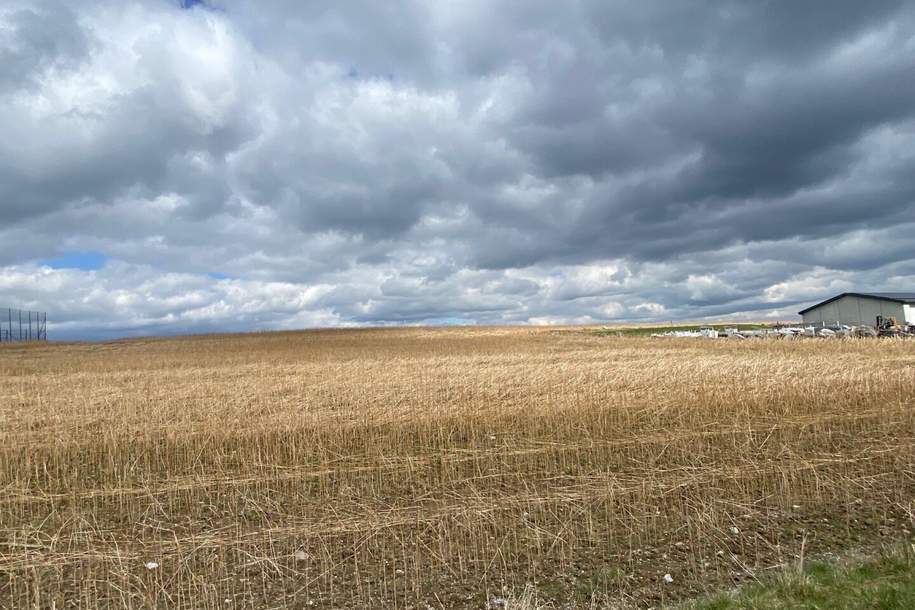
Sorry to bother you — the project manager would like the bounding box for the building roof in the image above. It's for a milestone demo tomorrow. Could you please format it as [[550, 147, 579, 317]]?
[[798, 292, 915, 315]]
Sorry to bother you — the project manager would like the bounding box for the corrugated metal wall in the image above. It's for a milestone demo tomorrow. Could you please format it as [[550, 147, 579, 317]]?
[[801, 296, 905, 326]]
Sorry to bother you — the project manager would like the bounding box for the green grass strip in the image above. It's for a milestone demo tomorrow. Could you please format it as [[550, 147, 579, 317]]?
[[687, 545, 915, 610]]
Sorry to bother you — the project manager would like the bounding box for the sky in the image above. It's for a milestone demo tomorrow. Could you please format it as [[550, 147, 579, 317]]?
[[1, 1, 915, 340]]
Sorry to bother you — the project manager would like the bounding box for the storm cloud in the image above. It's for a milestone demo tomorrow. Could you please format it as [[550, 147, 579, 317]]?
[[1, 1, 914, 339]]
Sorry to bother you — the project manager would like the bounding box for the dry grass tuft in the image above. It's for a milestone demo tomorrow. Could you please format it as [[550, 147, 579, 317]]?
[[1, 327, 913, 608]]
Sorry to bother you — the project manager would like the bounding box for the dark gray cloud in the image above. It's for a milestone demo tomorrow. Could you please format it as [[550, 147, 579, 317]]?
[[1, 0, 914, 338], [0, 2, 91, 92]]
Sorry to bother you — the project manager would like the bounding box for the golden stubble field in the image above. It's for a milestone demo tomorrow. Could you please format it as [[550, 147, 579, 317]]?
[[1, 327, 913, 609]]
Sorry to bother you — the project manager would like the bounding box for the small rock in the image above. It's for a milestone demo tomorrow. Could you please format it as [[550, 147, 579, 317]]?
[[729, 526, 740, 535], [144, 561, 159, 570], [663, 573, 674, 584]]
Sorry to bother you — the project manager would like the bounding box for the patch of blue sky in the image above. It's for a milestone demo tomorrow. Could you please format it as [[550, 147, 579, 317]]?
[[344, 67, 396, 82], [424, 317, 473, 326], [41, 251, 109, 271]]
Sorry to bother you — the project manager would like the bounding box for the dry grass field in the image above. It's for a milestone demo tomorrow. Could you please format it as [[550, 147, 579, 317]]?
[[1, 327, 913, 609]]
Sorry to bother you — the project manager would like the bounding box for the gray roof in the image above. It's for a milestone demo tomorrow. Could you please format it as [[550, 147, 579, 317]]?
[[798, 292, 915, 315]]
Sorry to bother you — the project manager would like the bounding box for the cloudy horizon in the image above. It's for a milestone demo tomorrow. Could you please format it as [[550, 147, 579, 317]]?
[[2, 1, 915, 340]]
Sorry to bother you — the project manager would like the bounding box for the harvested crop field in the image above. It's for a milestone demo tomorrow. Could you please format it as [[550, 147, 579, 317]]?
[[1, 327, 913, 609]]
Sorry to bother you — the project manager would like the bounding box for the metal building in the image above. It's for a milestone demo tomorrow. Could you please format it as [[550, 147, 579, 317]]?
[[798, 292, 915, 327]]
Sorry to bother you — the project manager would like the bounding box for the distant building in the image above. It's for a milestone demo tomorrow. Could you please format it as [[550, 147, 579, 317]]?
[[798, 292, 915, 327]]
